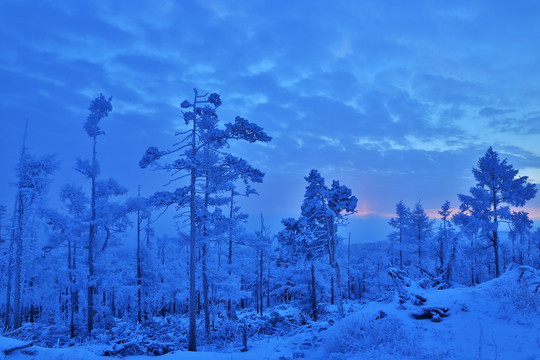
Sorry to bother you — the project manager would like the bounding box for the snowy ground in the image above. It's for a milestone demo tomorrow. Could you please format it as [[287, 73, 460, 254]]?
[[2, 266, 539, 360]]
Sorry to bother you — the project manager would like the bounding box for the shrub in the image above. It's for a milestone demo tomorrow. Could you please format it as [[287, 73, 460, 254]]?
[[322, 312, 421, 357]]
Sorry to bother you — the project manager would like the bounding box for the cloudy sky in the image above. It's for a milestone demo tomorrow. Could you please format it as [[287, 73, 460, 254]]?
[[1, 0, 540, 242]]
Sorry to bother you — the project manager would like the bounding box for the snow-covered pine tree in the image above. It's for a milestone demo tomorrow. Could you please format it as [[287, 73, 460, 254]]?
[[410, 201, 434, 268], [388, 201, 411, 270], [453, 210, 484, 284], [42, 184, 88, 337], [436, 201, 456, 281], [457, 147, 537, 277], [509, 211, 533, 265], [276, 215, 325, 320], [7, 143, 57, 329], [77, 94, 112, 334], [139, 89, 270, 351], [300, 169, 357, 318]]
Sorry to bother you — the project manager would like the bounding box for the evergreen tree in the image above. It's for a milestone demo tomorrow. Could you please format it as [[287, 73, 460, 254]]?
[[388, 201, 411, 269], [300, 169, 357, 318], [42, 184, 88, 337], [8, 145, 57, 329], [457, 147, 536, 277], [276, 215, 324, 320], [410, 201, 434, 267], [436, 201, 456, 281], [140, 89, 270, 351], [509, 211, 533, 265], [77, 94, 113, 334]]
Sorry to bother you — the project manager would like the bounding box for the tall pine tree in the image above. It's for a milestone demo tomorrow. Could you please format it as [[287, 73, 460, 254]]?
[[140, 89, 270, 351], [458, 147, 536, 277]]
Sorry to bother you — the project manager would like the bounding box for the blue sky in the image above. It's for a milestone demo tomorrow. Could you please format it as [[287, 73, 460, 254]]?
[[1, 0, 540, 242]]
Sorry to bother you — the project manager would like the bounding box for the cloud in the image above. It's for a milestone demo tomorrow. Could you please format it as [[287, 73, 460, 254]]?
[[479, 107, 512, 117]]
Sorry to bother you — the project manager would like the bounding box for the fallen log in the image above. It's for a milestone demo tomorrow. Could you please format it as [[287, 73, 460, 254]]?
[[411, 307, 449, 322], [3, 342, 33, 355]]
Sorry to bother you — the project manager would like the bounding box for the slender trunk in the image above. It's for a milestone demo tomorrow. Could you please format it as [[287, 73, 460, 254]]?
[[68, 236, 75, 338], [418, 225, 422, 266], [88, 135, 97, 335], [347, 233, 351, 300], [492, 188, 500, 278], [471, 235, 475, 285], [399, 229, 403, 270], [330, 275, 334, 305], [326, 213, 344, 317], [202, 244, 209, 342], [258, 215, 264, 316], [228, 191, 234, 266], [266, 267, 270, 309], [5, 225, 14, 329], [259, 249, 263, 316], [188, 92, 198, 352], [311, 263, 317, 321], [439, 237, 444, 275], [13, 191, 24, 329], [493, 231, 500, 277], [202, 177, 210, 342], [73, 241, 79, 313], [137, 186, 142, 324], [227, 191, 234, 317]]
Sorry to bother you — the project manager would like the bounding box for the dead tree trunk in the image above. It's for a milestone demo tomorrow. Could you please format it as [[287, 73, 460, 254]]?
[[311, 263, 317, 321]]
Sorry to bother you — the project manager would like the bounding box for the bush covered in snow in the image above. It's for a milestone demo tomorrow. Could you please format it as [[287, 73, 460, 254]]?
[[489, 265, 540, 318], [321, 311, 421, 358]]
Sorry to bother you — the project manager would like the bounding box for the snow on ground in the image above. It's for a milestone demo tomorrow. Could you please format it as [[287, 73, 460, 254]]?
[[2, 266, 539, 360]]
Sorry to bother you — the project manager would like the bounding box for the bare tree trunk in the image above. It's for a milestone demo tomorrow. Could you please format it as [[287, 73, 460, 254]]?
[[493, 231, 500, 278], [347, 233, 351, 300], [87, 135, 97, 335], [202, 244, 210, 342], [202, 178, 210, 343], [399, 233, 403, 270], [311, 263, 317, 321], [266, 267, 270, 309], [137, 186, 142, 324], [5, 227, 14, 329], [326, 214, 344, 318], [492, 195, 500, 278], [227, 191, 234, 318], [188, 92, 198, 352], [13, 191, 24, 329], [68, 237, 75, 338]]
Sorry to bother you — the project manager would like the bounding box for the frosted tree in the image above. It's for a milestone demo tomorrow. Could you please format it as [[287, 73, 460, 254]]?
[[300, 169, 357, 318], [76, 94, 112, 334], [388, 201, 411, 269], [453, 210, 484, 284], [140, 89, 270, 351], [277, 215, 325, 320], [410, 201, 434, 267], [509, 211, 533, 265], [436, 201, 456, 281], [457, 147, 536, 277], [42, 184, 88, 337], [6, 143, 57, 329]]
